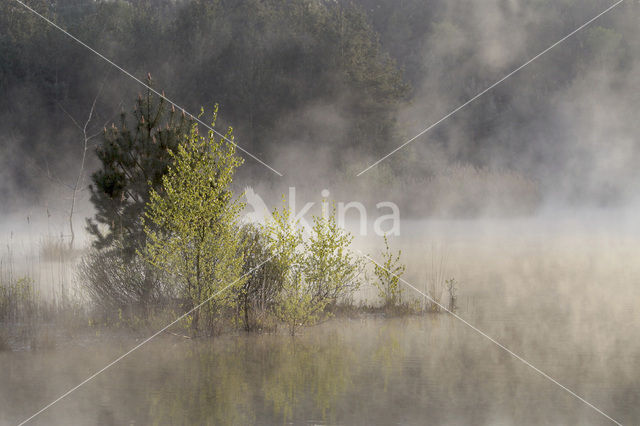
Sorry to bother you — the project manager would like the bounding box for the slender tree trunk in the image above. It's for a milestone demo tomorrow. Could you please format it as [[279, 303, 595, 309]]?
[[58, 88, 102, 250]]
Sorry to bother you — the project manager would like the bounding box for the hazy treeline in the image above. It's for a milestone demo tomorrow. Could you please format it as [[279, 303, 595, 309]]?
[[356, 0, 640, 196], [1, 0, 638, 217], [0, 0, 405, 209]]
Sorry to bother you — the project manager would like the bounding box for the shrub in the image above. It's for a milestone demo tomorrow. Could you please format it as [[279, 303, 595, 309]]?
[[265, 202, 362, 335], [264, 205, 308, 335], [236, 223, 285, 331], [372, 235, 406, 310], [303, 206, 364, 306], [143, 109, 245, 336], [78, 244, 169, 318]]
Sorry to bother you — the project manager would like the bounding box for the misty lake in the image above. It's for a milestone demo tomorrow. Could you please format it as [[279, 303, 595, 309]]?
[[2, 0, 639, 422], [2, 216, 640, 425]]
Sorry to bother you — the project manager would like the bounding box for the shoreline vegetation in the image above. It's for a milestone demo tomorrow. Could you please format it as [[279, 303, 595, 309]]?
[[0, 94, 458, 352], [0, 258, 458, 352], [0, 223, 458, 351]]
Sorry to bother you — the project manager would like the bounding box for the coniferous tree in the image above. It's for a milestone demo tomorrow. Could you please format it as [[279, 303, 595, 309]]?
[[86, 79, 193, 258], [82, 80, 192, 313]]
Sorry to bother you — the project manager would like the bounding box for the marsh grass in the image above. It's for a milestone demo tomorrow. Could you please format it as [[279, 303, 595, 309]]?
[[39, 234, 78, 263], [0, 277, 37, 322], [0, 274, 88, 350], [0, 230, 89, 350], [421, 244, 459, 313]]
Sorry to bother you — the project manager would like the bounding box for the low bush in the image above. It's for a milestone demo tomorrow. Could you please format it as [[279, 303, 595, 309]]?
[[372, 236, 406, 310], [265, 203, 364, 335], [78, 244, 170, 320], [236, 224, 285, 331]]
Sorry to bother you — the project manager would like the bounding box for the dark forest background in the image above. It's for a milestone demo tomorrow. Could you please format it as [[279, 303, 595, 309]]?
[[1, 0, 639, 217]]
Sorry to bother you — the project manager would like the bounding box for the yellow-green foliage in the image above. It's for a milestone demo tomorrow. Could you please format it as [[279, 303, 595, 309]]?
[[303, 206, 363, 304], [373, 235, 406, 309], [264, 203, 307, 335], [143, 107, 245, 335], [265, 201, 361, 335]]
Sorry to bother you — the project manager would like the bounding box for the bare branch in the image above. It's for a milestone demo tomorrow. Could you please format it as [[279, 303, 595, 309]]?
[[56, 103, 83, 132]]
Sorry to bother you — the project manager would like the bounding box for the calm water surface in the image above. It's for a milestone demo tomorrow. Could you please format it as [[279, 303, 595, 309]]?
[[2, 219, 640, 425]]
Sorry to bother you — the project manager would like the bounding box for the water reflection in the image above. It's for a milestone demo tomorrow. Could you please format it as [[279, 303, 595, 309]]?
[[1, 315, 636, 425], [143, 331, 356, 425]]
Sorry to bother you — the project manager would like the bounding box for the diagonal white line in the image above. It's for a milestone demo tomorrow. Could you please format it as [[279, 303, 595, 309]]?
[[10, 0, 284, 177], [356, 0, 625, 176], [16, 256, 273, 426], [357, 250, 622, 425]]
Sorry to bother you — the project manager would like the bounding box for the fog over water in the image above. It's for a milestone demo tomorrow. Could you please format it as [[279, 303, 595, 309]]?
[[2, 0, 640, 424], [3, 211, 640, 424]]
